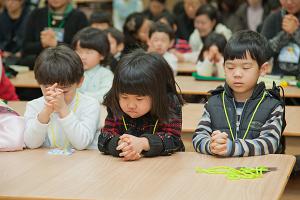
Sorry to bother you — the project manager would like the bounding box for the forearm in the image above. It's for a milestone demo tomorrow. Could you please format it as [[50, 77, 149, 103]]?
[[24, 118, 48, 149], [269, 31, 291, 53], [292, 28, 300, 45]]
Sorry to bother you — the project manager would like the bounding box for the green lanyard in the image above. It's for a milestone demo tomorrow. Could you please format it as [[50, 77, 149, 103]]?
[[122, 116, 158, 134], [222, 91, 266, 140], [50, 93, 80, 150], [47, 4, 73, 28]]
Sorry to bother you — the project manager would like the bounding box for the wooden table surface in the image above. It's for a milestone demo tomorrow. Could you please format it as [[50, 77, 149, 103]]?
[[177, 62, 196, 74], [9, 71, 39, 88], [0, 150, 295, 200]]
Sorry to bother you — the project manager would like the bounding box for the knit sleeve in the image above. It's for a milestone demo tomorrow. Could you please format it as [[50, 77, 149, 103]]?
[[192, 103, 214, 155], [226, 105, 284, 157]]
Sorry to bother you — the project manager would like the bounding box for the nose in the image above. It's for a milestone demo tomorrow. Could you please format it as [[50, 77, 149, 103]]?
[[127, 102, 136, 109], [233, 68, 242, 78]]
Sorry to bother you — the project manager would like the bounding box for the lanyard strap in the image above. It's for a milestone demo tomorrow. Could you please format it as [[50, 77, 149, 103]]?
[[122, 116, 158, 134], [222, 91, 266, 140], [47, 4, 72, 28], [50, 92, 80, 149]]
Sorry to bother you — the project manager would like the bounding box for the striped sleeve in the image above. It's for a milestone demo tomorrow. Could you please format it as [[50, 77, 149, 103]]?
[[192, 103, 213, 155], [227, 105, 284, 157]]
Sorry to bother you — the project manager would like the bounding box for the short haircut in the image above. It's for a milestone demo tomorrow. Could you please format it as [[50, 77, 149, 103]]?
[[105, 27, 124, 45], [198, 33, 227, 61], [196, 4, 219, 22], [149, 21, 175, 41], [224, 30, 272, 67], [90, 11, 112, 26], [72, 27, 110, 64], [103, 49, 184, 121], [156, 12, 177, 28], [34, 45, 83, 86]]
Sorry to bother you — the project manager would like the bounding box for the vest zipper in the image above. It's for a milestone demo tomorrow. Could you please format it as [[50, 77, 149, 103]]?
[[237, 100, 248, 139]]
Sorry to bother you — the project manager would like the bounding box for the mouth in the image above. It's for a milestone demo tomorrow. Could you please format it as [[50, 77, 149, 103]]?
[[233, 82, 243, 86]]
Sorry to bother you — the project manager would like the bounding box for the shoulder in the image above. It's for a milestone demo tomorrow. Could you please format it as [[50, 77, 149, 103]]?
[[264, 10, 282, 23], [69, 9, 87, 19], [27, 97, 45, 110], [78, 92, 100, 108], [164, 52, 177, 61]]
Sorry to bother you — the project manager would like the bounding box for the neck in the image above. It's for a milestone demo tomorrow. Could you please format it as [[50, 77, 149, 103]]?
[[233, 89, 253, 102], [52, 4, 69, 14], [8, 8, 22, 20]]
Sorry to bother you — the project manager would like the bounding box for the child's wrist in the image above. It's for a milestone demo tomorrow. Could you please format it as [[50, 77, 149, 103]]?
[[140, 137, 150, 151], [58, 107, 70, 118]]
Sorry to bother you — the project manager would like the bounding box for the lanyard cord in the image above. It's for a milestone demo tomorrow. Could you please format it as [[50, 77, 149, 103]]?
[[50, 92, 79, 150], [222, 91, 266, 140], [122, 116, 158, 134], [47, 4, 72, 28]]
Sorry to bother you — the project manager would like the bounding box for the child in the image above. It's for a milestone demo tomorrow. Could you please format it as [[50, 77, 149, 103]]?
[[90, 11, 112, 30], [98, 49, 185, 161], [24, 45, 100, 151], [104, 27, 124, 73], [193, 30, 285, 157], [148, 22, 178, 75], [72, 27, 114, 103], [196, 33, 227, 78], [0, 100, 25, 151], [123, 12, 151, 54]]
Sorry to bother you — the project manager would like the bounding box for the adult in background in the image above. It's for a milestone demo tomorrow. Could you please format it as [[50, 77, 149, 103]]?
[[143, 0, 170, 21], [20, 0, 88, 69]]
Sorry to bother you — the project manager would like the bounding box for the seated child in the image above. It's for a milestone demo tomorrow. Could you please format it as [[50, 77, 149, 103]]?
[[193, 30, 285, 157], [90, 11, 112, 30], [24, 45, 100, 151], [104, 27, 124, 73], [0, 100, 24, 151], [72, 27, 114, 103], [98, 49, 185, 161], [196, 33, 227, 78], [148, 22, 178, 75]]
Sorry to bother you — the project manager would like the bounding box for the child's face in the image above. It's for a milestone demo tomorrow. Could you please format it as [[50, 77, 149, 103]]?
[[48, 0, 69, 10], [41, 82, 82, 105], [119, 94, 152, 118], [75, 42, 103, 70], [107, 33, 124, 56], [224, 52, 267, 100], [194, 14, 216, 37], [91, 22, 110, 30], [148, 32, 173, 55], [149, 1, 165, 17], [137, 19, 151, 43]]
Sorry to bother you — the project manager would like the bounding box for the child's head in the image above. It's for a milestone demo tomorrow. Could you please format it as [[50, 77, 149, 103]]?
[[72, 27, 110, 70], [198, 32, 227, 61], [90, 11, 112, 30], [123, 12, 151, 45], [194, 4, 219, 37], [149, 0, 166, 18], [34, 45, 84, 104], [104, 27, 124, 56], [103, 49, 183, 120], [280, 0, 300, 14], [48, 0, 70, 11], [223, 30, 270, 96], [148, 22, 175, 55], [156, 12, 177, 33]]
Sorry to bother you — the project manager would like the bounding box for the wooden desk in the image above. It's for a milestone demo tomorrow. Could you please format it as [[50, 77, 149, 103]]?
[[0, 150, 295, 200], [8, 102, 300, 136], [177, 62, 196, 74], [176, 76, 300, 98], [9, 71, 39, 88]]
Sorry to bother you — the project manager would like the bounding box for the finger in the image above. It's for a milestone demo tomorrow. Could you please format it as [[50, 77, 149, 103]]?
[[214, 143, 227, 151], [47, 83, 58, 91], [121, 145, 133, 152], [123, 151, 139, 161], [214, 138, 227, 144], [119, 150, 132, 157], [216, 149, 227, 156], [116, 142, 129, 151], [120, 134, 131, 139]]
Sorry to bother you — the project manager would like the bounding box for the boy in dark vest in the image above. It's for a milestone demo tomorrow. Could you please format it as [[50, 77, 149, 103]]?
[[193, 30, 285, 157]]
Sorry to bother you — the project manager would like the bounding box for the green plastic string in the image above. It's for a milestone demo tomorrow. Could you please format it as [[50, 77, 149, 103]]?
[[195, 166, 269, 180]]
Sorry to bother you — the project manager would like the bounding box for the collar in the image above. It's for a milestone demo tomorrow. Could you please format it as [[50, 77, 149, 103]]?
[[224, 82, 266, 100]]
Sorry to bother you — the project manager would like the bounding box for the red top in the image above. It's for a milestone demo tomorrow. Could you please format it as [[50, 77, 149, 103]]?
[[0, 66, 19, 101]]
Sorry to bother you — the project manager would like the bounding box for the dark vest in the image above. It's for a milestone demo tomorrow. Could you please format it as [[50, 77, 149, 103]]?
[[206, 82, 284, 152]]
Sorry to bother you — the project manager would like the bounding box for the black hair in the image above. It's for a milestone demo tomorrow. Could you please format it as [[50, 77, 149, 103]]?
[[217, 0, 238, 13], [72, 27, 110, 65], [156, 12, 177, 30], [103, 49, 184, 121], [104, 27, 124, 45], [150, 0, 166, 4], [123, 12, 148, 47], [89, 11, 112, 26], [34, 45, 83, 86], [198, 32, 227, 61], [149, 21, 175, 41], [224, 30, 271, 67], [196, 4, 219, 23]]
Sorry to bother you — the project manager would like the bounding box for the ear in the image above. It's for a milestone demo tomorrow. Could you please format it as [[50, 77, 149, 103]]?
[[259, 62, 269, 76], [169, 39, 175, 48], [76, 77, 84, 88], [117, 43, 124, 52]]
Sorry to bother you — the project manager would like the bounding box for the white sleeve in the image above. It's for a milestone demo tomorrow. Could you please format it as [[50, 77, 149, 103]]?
[[24, 102, 49, 149], [58, 99, 100, 150], [196, 59, 214, 76]]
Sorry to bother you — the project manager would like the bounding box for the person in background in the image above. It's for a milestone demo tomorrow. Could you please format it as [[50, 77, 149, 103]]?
[[98, 49, 185, 161], [104, 27, 124, 74], [196, 32, 227, 78], [72, 27, 113, 103], [0, 0, 31, 66], [143, 0, 170, 21], [20, 0, 88, 69], [261, 0, 300, 80], [148, 22, 178, 75], [90, 11, 112, 30], [123, 12, 151, 54], [24, 45, 100, 151], [217, 0, 242, 33]]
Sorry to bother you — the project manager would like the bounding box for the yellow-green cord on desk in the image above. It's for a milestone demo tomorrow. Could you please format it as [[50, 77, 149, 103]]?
[[195, 166, 270, 180]]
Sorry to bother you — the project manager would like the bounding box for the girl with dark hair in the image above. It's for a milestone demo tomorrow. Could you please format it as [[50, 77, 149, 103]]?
[[72, 27, 114, 103], [196, 33, 227, 78], [122, 12, 151, 54], [98, 49, 185, 161]]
